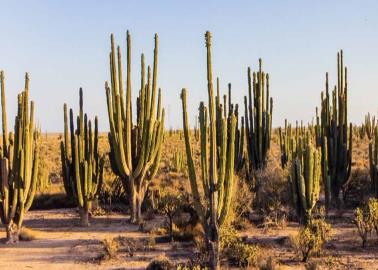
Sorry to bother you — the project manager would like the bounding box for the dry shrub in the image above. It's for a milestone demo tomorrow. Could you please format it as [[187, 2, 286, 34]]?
[[19, 227, 38, 241], [231, 177, 254, 229], [259, 256, 281, 270], [220, 225, 260, 268], [343, 168, 371, 207], [254, 166, 290, 226], [146, 256, 175, 270], [353, 198, 378, 247], [292, 216, 331, 262], [100, 237, 119, 261]]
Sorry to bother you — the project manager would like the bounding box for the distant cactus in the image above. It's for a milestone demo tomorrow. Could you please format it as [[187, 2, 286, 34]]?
[[369, 126, 378, 198], [244, 59, 273, 174], [105, 31, 165, 224], [60, 88, 104, 226], [0, 71, 40, 243], [181, 31, 236, 270], [289, 133, 321, 224], [170, 150, 185, 173], [365, 113, 376, 140], [318, 50, 352, 208]]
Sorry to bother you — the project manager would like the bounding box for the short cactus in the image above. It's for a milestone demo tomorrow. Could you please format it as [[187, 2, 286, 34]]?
[[289, 134, 321, 224]]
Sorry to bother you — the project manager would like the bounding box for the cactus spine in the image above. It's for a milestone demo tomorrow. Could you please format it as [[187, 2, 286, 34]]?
[[105, 31, 165, 224], [318, 50, 352, 208], [289, 134, 321, 224], [0, 71, 40, 243], [181, 31, 236, 270], [244, 60, 273, 173], [60, 88, 104, 226]]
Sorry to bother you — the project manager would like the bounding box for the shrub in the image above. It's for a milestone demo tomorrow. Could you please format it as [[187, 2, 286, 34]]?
[[259, 257, 281, 270], [100, 237, 119, 261], [146, 256, 174, 270], [353, 198, 378, 247], [293, 217, 331, 262], [220, 225, 260, 268]]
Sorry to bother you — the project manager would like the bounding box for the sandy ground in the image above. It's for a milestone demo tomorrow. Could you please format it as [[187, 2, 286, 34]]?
[[1, 209, 378, 270], [0, 209, 192, 270]]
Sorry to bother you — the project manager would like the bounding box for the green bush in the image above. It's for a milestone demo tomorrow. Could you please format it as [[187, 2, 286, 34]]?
[[353, 198, 378, 247], [293, 216, 331, 262], [220, 225, 260, 268]]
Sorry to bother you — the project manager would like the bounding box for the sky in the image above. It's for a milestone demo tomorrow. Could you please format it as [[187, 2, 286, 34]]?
[[0, 1, 377, 132]]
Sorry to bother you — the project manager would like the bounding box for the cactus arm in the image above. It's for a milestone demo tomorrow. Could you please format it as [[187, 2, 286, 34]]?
[[218, 115, 236, 226], [181, 88, 205, 222]]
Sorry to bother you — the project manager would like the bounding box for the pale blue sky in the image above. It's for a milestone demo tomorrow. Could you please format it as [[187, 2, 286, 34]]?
[[0, 1, 377, 131]]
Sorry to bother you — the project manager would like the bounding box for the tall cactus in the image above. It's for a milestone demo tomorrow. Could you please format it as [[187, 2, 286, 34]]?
[[60, 88, 104, 226], [181, 31, 236, 270], [0, 71, 40, 243], [369, 126, 378, 198], [289, 133, 321, 224], [105, 31, 165, 224], [244, 60, 273, 173], [318, 50, 352, 208], [215, 80, 244, 172]]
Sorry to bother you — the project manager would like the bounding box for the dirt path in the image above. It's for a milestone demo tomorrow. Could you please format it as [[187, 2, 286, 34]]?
[[0, 209, 190, 270]]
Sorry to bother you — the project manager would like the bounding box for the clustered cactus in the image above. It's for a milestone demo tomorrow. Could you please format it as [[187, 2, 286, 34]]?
[[105, 31, 165, 224], [60, 88, 104, 226], [317, 50, 352, 208], [244, 59, 273, 174], [289, 133, 321, 224], [214, 79, 244, 173], [181, 31, 236, 270], [0, 72, 40, 243]]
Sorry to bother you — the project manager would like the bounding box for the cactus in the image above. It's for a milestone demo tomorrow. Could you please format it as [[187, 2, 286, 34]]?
[[318, 50, 352, 208], [365, 113, 376, 140], [60, 88, 104, 226], [0, 71, 40, 243], [289, 133, 321, 224], [244, 59, 273, 174], [170, 150, 185, 173], [215, 80, 245, 172], [105, 31, 165, 224], [181, 31, 236, 270], [369, 126, 378, 198]]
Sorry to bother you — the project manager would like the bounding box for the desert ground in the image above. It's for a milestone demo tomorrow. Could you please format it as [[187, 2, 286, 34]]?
[[1, 132, 378, 270]]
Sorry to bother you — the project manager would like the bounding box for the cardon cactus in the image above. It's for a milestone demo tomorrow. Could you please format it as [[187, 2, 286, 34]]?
[[181, 31, 236, 270], [369, 126, 378, 198], [318, 50, 352, 208], [60, 88, 104, 226], [365, 113, 376, 140], [244, 59, 273, 174], [105, 31, 165, 224], [289, 134, 321, 224], [215, 80, 245, 173], [0, 71, 40, 243]]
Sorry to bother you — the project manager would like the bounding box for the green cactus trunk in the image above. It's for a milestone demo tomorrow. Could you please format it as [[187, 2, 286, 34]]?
[[244, 60, 273, 184], [105, 31, 165, 224], [60, 88, 104, 226], [318, 51, 352, 209], [289, 133, 321, 225], [0, 72, 40, 243], [181, 32, 236, 270]]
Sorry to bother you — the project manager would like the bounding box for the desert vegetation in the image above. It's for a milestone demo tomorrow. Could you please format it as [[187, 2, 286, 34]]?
[[1, 30, 378, 270]]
